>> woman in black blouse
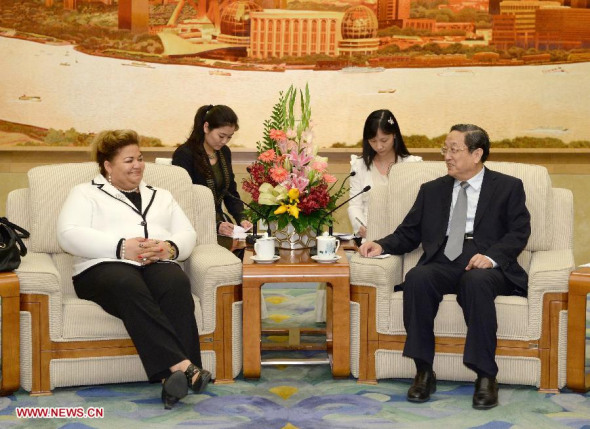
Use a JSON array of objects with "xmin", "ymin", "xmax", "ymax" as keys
[{"xmin": 173, "ymin": 105, "xmax": 252, "ymax": 246}]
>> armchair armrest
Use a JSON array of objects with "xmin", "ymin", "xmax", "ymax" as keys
[
  {"xmin": 184, "ymin": 244, "xmax": 242, "ymax": 335},
  {"xmin": 15, "ymin": 252, "xmax": 61, "ymax": 294},
  {"xmin": 525, "ymin": 249, "xmax": 575, "ymax": 339},
  {"xmin": 350, "ymin": 253, "xmax": 403, "ymax": 333},
  {"xmin": 16, "ymin": 252, "xmax": 65, "ymax": 341}
]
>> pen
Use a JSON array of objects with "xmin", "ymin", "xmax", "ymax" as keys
[{"xmin": 355, "ymin": 217, "xmax": 367, "ymax": 228}]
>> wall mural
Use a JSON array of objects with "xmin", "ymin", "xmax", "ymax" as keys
[{"xmin": 0, "ymin": 0, "xmax": 589, "ymax": 148}]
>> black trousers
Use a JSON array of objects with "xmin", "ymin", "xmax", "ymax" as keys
[
  {"xmin": 402, "ymin": 239, "xmax": 513, "ymax": 377},
  {"xmin": 73, "ymin": 262, "xmax": 202, "ymax": 382}
]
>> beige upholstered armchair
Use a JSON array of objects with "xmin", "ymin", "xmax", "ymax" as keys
[
  {"xmin": 7, "ymin": 162, "xmax": 243, "ymax": 395},
  {"xmin": 349, "ymin": 161, "xmax": 574, "ymax": 391}
]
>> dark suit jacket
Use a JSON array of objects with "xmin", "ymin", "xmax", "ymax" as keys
[
  {"xmin": 375, "ymin": 167, "xmax": 531, "ymax": 296},
  {"xmin": 172, "ymin": 144, "xmax": 244, "ymax": 224}
]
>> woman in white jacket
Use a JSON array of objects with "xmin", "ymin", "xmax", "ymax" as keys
[
  {"xmin": 348, "ymin": 110, "xmax": 422, "ymax": 238},
  {"xmin": 57, "ymin": 130, "xmax": 209, "ymax": 409}
]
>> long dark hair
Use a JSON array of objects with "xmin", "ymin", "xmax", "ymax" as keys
[
  {"xmin": 185, "ymin": 104, "xmax": 239, "ymax": 179},
  {"xmin": 361, "ymin": 109, "xmax": 411, "ymax": 169}
]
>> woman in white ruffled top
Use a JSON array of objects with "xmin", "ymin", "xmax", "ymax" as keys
[{"xmin": 348, "ymin": 109, "xmax": 422, "ymax": 238}]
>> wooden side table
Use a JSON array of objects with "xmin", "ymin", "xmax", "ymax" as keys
[
  {"xmin": 242, "ymin": 246, "xmax": 350, "ymax": 379},
  {"xmin": 0, "ymin": 272, "xmax": 20, "ymax": 395},
  {"xmin": 567, "ymin": 267, "xmax": 590, "ymax": 392}
]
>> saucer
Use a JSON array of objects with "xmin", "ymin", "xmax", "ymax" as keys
[
  {"xmin": 250, "ymin": 255, "xmax": 280, "ymax": 264},
  {"xmin": 311, "ymin": 255, "xmax": 341, "ymax": 263}
]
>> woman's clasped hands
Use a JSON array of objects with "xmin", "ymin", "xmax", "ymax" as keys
[{"xmin": 125, "ymin": 237, "xmax": 174, "ymax": 265}]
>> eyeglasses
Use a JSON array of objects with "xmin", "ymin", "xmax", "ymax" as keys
[{"xmin": 440, "ymin": 146, "xmax": 467, "ymax": 156}]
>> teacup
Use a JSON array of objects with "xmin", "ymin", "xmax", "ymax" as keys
[
  {"xmin": 316, "ymin": 235, "xmax": 340, "ymax": 259},
  {"xmin": 254, "ymin": 237, "xmax": 276, "ymax": 260}
]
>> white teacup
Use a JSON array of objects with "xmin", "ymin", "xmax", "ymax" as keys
[
  {"xmin": 254, "ymin": 237, "xmax": 276, "ymax": 260},
  {"xmin": 316, "ymin": 235, "xmax": 340, "ymax": 259}
]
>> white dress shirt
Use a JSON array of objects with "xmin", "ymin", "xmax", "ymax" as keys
[{"xmin": 446, "ymin": 168, "xmax": 497, "ymax": 267}]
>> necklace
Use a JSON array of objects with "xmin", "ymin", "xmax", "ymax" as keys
[
  {"xmin": 374, "ymin": 157, "xmax": 396, "ymax": 175},
  {"xmin": 115, "ymin": 185, "xmax": 139, "ymax": 193},
  {"xmin": 207, "ymin": 151, "xmax": 216, "ymax": 160}
]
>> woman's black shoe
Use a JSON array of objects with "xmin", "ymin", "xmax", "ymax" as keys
[
  {"xmin": 161, "ymin": 370, "xmax": 188, "ymax": 410},
  {"xmin": 184, "ymin": 363, "xmax": 212, "ymax": 393}
]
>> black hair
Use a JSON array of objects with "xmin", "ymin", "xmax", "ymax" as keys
[
  {"xmin": 449, "ymin": 124, "xmax": 490, "ymax": 163},
  {"xmin": 184, "ymin": 104, "xmax": 239, "ymax": 179},
  {"xmin": 362, "ymin": 109, "xmax": 411, "ymax": 169}
]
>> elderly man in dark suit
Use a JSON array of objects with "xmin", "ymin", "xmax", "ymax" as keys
[{"xmin": 359, "ymin": 124, "xmax": 531, "ymax": 410}]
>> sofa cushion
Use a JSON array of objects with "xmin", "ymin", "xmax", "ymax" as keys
[
  {"xmin": 62, "ymin": 295, "xmax": 204, "ymax": 340},
  {"xmin": 389, "ymin": 292, "xmax": 530, "ymax": 341}
]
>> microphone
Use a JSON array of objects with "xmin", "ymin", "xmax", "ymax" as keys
[
  {"xmin": 316, "ymin": 185, "xmax": 371, "ymax": 236},
  {"xmin": 328, "ymin": 170, "xmax": 356, "ymax": 192},
  {"xmin": 224, "ymin": 192, "xmax": 272, "ymax": 243}
]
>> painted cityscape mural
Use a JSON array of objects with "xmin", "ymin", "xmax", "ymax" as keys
[{"xmin": 0, "ymin": 0, "xmax": 589, "ymax": 148}]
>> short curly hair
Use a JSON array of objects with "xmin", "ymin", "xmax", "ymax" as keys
[{"xmin": 92, "ymin": 129, "xmax": 139, "ymax": 177}]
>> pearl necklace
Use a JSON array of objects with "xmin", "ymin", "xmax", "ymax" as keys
[{"xmin": 115, "ymin": 185, "xmax": 139, "ymax": 193}]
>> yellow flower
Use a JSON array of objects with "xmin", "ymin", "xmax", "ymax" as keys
[
  {"xmin": 288, "ymin": 188, "xmax": 300, "ymax": 203},
  {"xmin": 274, "ymin": 202, "xmax": 300, "ymax": 219},
  {"xmin": 287, "ymin": 204, "xmax": 300, "ymax": 219},
  {"xmin": 274, "ymin": 205, "xmax": 288, "ymax": 215}
]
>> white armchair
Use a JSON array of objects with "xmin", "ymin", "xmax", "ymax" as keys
[
  {"xmin": 349, "ymin": 161, "xmax": 574, "ymax": 391},
  {"xmin": 8, "ymin": 162, "xmax": 243, "ymax": 394}
]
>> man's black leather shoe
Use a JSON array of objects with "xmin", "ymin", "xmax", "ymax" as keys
[
  {"xmin": 407, "ymin": 370, "xmax": 436, "ymax": 403},
  {"xmin": 473, "ymin": 376, "xmax": 498, "ymax": 410}
]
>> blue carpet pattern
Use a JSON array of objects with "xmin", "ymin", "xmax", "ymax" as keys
[{"xmin": 1, "ymin": 288, "xmax": 590, "ymax": 428}]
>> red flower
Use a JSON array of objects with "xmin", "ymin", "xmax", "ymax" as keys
[{"xmin": 298, "ymin": 184, "xmax": 330, "ymax": 214}]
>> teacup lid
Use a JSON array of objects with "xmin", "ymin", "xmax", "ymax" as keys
[{"xmin": 317, "ymin": 233, "xmax": 334, "ymax": 239}]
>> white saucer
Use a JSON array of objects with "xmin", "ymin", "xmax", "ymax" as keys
[
  {"xmin": 311, "ymin": 255, "xmax": 341, "ymax": 263},
  {"xmin": 250, "ymin": 255, "xmax": 280, "ymax": 264}
]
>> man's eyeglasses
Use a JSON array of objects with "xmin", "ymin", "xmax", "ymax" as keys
[{"xmin": 440, "ymin": 146, "xmax": 467, "ymax": 156}]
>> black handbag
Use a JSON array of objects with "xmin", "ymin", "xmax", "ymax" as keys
[{"xmin": 0, "ymin": 217, "xmax": 30, "ymax": 272}]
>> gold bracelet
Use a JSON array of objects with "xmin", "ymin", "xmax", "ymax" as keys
[{"xmin": 168, "ymin": 243, "xmax": 176, "ymax": 260}]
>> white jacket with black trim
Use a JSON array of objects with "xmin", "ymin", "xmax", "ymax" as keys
[{"xmin": 57, "ymin": 174, "xmax": 197, "ymax": 275}]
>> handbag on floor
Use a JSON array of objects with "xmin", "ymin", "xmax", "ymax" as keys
[{"xmin": 0, "ymin": 217, "xmax": 30, "ymax": 272}]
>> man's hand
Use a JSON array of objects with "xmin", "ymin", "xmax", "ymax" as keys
[
  {"xmin": 358, "ymin": 241, "xmax": 383, "ymax": 257},
  {"xmin": 465, "ymin": 253, "xmax": 493, "ymax": 270}
]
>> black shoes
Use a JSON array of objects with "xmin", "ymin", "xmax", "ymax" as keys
[
  {"xmin": 161, "ymin": 370, "xmax": 188, "ymax": 410},
  {"xmin": 406, "ymin": 370, "xmax": 498, "ymax": 409},
  {"xmin": 162, "ymin": 365, "xmax": 212, "ymax": 409},
  {"xmin": 473, "ymin": 376, "xmax": 499, "ymax": 410},
  {"xmin": 407, "ymin": 370, "xmax": 437, "ymax": 403},
  {"xmin": 184, "ymin": 363, "xmax": 212, "ymax": 394}
]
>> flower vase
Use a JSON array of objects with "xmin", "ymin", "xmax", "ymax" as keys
[{"xmin": 270, "ymin": 221, "xmax": 317, "ymax": 249}]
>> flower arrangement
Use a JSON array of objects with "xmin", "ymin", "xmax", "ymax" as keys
[{"xmin": 242, "ymin": 84, "xmax": 348, "ymax": 235}]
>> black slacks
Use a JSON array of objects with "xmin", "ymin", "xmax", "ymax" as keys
[
  {"xmin": 402, "ymin": 239, "xmax": 513, "ymax": 377},
  {"xmin": 73, "ymin": 262, "xmax": 202, "ymax": 382}
]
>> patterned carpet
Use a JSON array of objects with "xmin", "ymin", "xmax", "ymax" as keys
[{"xmin": 2, "ymin": 288, "xmax": 590, "ymax": 428}]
